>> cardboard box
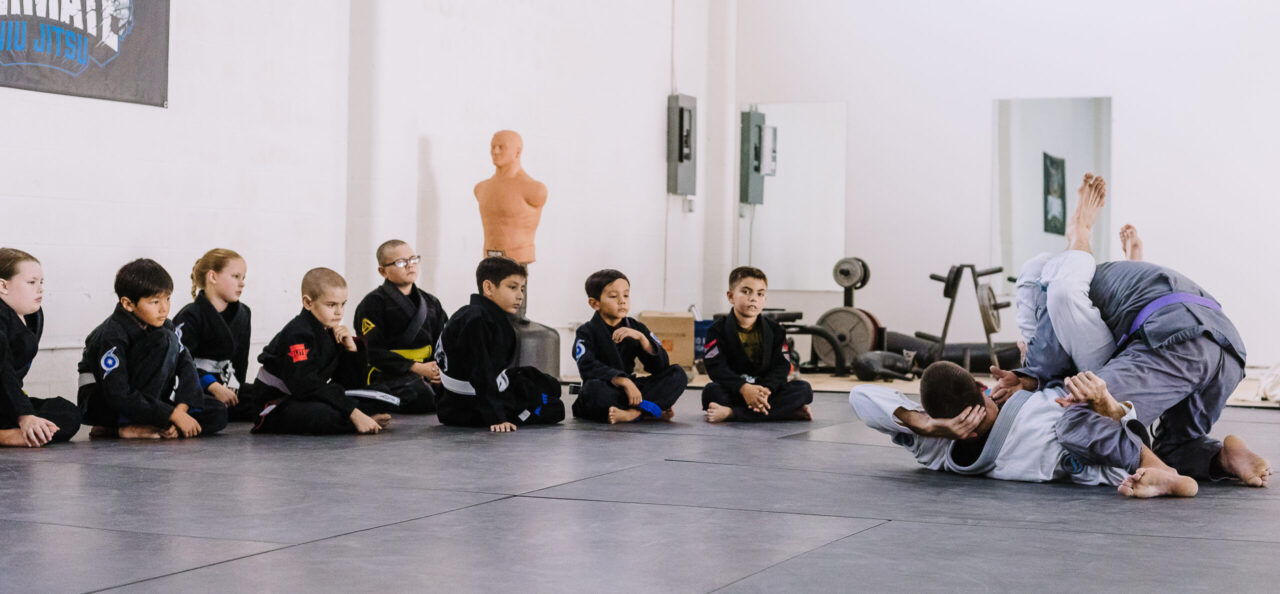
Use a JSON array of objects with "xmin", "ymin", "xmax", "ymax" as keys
[{"xmin": 637, "ymin": 310, "xmax": 696, "ymax": 370}]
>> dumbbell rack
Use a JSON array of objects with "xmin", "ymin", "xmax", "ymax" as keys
[{"xmin": 916, "ymin": 264, "xmax": 1011, "ymax": 370}]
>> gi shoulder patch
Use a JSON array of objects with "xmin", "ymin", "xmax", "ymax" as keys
[
  {"xmin": 100, "ymin": 347, "xmax": 120, "ymax": 377},
  {"xmin": 705, "ymin": 339, "xmax": 719, "ymax": 359},
  {"xmin": 361, "ymin": 318, "xmax": 375, "ymax": 335},
  {"xmin": 287, "ymin": 344, "xmax": 309, "ymax": 363},
  {"xmin": 573, "ymin": 339, "xmax": 586, "ymax": 361}
]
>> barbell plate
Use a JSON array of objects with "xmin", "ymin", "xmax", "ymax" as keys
[{"xmin": 814, "ymin": 307, "xmax": 876, "ymax": 366}]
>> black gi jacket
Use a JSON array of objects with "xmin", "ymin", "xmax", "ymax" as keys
[
  {"xmin": 255, "ymin": 309, "xmax": 366, "ymax": 415},
  {"xmin": 0, "ymin": 299, "xmax": 41, "ymax": 421},
  {"xmin": 354, "ymin": 281, "xmax": 447, "ymax": 379},
  {"xmin": 77, "ymin": 305, "xmax": 202, "ymax": 427},
  {"xmin": 572, "ymin": 312, "xmax": 668, "ymax": 382},
  {"xmin": 703, "ymin": 312, "xmax": 790, "ymax": 393},
  {"xmin": 174, "ymin": 291, "xmax": 252, "ymax": 389},
  {"xmin": 435, "ymin": 294, "xmax": 518, "ymax": 425}
]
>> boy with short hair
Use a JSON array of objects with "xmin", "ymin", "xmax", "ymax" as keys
[
  {"xmin": 571, "ymin": 269, "xmax": 687, "ymax": 424},
  {"xmin": 78, "ymin": 259, "xmax": 227, "ymax": 439},
  {"xmin": 354, "ymin": 239, "xmax": 448, "ymax": 414},
  {"xmin": 702, "ymin": 266, "xmax": 813, "ymax": 423},
  {"xmin": 434, "ymin": 257, "xmax": 564, "ymax": 432},
  {"xmin": 251, "ymin": 268, "xmax": 390, "ymax": 435}
]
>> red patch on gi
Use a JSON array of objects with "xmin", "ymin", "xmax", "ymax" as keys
[{"xmin": 287, "ymin": 344, "xmax": 309, "ymax": 363}]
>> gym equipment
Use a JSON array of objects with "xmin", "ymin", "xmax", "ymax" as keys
[
  {"xmin": 811, "ymin": 256, "xmax": 883, "ymax": 369},
  {"xmin": 886, "ymin": 331, "xmax": 1020, "ymax": 373},
  {"xmin": 851, "ymin": 351, "xmax": 913, "ymax": 381},
  {"xmin": 915, "ymin": 264, "xmax": 1012, "ymax": 369}
]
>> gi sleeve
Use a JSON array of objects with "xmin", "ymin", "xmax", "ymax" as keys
[
  {"xmin": 631, "ymin": 320, "xmax": 670, "ymax": 373},
  {"xmin": 1014, "ymin": 295, "xmax": 1077, "ymax": 388},
  {"xmin": 849, "ymin": 385, "xmax": 950, "ymax": 470},
  {"xmin": 272, "ymin": 330, "xmax": 356, "ymax": 415},
  {"xmin": 92, "ymin": 333, "xmax": 175, "ymax": 427},
  {"xmin": 573, "ymin": 324, "xmax": 623, "ymax": 383},
  {"xmin": 171, "ymin": 347, "xmax": 205, "ymax": 410},
  {"xmin": 1054, "ymin": 395, "xmax": 1144, "ymax": 473},
  {"xmin": 702, "ymin": 321, "xmax": 745, "ymax": 393},
  {"xmin": 0, "ymin": 327, "xmax": 35, "ymax": 418},
  {"xmin": 234, "ymin": 306, "xmax": 252, "ymax": 386},
  {"xmin": 758, "ymin": 323, "xmax": 791, "ymax": 391},
  {"xmin": 356, "ymin": 295, "xmax": 415, "ymax": 376},
  {"xmin": 463, "ymin": 319, "xmax": 508, "ymax": 425},
  {"xmin": 173, "ymin": 309, "xmax": 218, "ymax": 390}
]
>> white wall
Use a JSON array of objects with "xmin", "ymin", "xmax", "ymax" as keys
[
  {"xmin": 998, "ymin": 98, "xmax": 1111, "ymax": 285},
  {"xmin": 3, "ymin": 1, "xmax": 351, "ymax": 397},
  {"xmin": 734, "ymin": 0, "xmax": 1280, "ymax": 366},
  {"xmin": 348, "ymin": 0, "xmax": 721, "ymax": 373}
]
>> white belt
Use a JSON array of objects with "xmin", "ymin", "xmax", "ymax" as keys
[
  {"xmin": 193, "ymin": 358, "xmax": 240, "ymax": 390},
  {"xmin": 440, "ymin": 373, "xmax": 476, "ymax": 395},
  {"xmin": 345, "ymin": 389, "xmax": 401, "ymax": 406},
  {"xmin": 255, "ymin": 368, "xmax": 291, "ymax": 395}
]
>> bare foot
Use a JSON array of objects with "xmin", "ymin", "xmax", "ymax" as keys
[
  {"xmin": 607, "ymin": 406, "xmax": 642, "ymax": 424},
  {"xmin": 89, "ymin": 426, "xmax": 117, "ymax": 438},
  {"xmin": 1217, "ymin": 435, "xmax": 1272, "ymax": 487},
  {"xmin": 792, "ymin": 404, "xmax": 813, "ymax": 421},
  {"xmin": 1120, "ymin": 224, "xmax": 1144, "ymax": 261},
  {"xmin": 0, "ymin": 429, "xmax": 31, "ymax": 447},
  {"xmin": 117, "ymin": 425, "xmax": 163, "ymax": 439},
  {"xmin": 660, "ymin": 408, "xmax": 675, "ymax": 421},
  {"xmin": 1067, "ymin": 174, "xmax": 1106, "ymax": 251},
  {"xmin": 1117, "ymin": 467, "xmax": 1199, "ymax": 498},
  {"xmin": 704, "ymin": 402, "xmax": 733, "ymax": 423},
  {"xmin": 371, "ymin": 414, "xmax": 392, "ymax": 429}
]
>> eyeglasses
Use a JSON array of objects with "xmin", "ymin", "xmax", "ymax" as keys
[{"xmin": 381, "ymin": 255, "xmax": 421, "ymax": 269}]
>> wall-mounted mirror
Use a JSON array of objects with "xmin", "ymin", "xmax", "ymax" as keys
[
  {"xmin": 994, "ymin": 97, "xmax": 1112, "ymax": 289},
  {"xmin": 737, "ymin": 102, "xmax": 847, "ymax": 291}
]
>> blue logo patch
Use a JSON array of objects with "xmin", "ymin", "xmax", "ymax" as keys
[
  {"xmin": 573, "ymin": 339, "xmax": 586, "ymax": 361},
  {"xmin": 1059, "ymin": 452, "xmax": 1085, "ymax": 475},
  {"xmin": 100, "ymin": 347, "xmax": 120, "ymax": 377}
]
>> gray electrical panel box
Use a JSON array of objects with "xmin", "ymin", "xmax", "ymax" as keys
[
  {"xmin": 667, "ymin": 94, "xmax": 697, "ymax": 195},
  {"xmin": 740, "ymin": 110, "xmax": 765, "ymax": 204}
]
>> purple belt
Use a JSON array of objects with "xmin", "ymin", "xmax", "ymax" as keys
[{"xmin": 1117, "ymin": 292, "xmax": 1222, "ymax": 346}]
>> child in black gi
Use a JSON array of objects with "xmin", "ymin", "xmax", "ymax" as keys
[
  {"xmin": 571, "ymin": 269, "xmax": 687, "ymax": 423},
  {"xmin": 435, "ymin": 257, "xmax": 564, "ymax": 432},
  {"xmin": 78, "ymin": 259, "xmax": 227, "ymax": 439}
]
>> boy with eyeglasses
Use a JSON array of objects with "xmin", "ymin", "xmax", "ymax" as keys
[{"xmin": 353, "ymin": 240, "xmax": 448, "ymax": 414}]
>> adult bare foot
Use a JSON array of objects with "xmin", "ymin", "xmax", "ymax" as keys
[
  {"xmin": 1217, "ymin": 435, "xmax": 1272, "ymax": 487},
  {"xmin": 1120, "ymin": 224, "xmax": 1144, "ymax": 261},
  {"xmin": 607, "ymin": 406, "xmax": 642, "ymax": 424},
  {"xmin": 371, "ymin": 414, "xmax": 392, "ymax": 429},
  {"xmin": 704, "ymin": 402, "xmax": 733, "ymax": 423},
  {"xmin": 1067, "ymin": 174, "xmax": 1106, "ymax": 252},
  {"xmin": 792, "ymin": 404, "xmax": 813, "ymax": 421},
  {"xmin": 1117, "ymin": 467, "xmax": 1198, "ymax": 498},
  {"xmin": 118, "ymin": 425, "xmax": 163, "ymax": 439}
]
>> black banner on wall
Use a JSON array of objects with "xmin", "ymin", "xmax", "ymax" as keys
[{"xmin": 0, "ymin": 0, "xmax": 169, "ymax": 107}]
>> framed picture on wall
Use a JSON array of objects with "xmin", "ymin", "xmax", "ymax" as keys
[{"xmin": 1043, "ymin": 152, "xmax": 1065, "ymax": 235}]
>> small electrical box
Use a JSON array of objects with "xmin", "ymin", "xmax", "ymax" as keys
[
  {"xmin": 667, "ymin": 94, "xmax": 697, "ymax": 196},
  {"xmin": 740, "ymin": 110, "xmax": 765, "ymax": 204}
]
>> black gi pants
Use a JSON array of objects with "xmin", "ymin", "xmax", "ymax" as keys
[
  {"xmin": 701, "ymin": 379, "xmax": 813, "ymax": 422},
  {"xmin": 572, "ymin": 365, "xmax": 688, "ymax": 422}
]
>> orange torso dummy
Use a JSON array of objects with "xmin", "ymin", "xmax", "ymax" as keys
[{"xmin": 475, "ymin": 130, "xmax": 547, "ymax": 264}]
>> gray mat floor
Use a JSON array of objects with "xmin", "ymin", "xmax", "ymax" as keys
[{"xmin": 2, "ymin": 388, "xmax": 1278, "ymax": 593}]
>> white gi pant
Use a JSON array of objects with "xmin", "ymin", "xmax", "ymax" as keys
[{"xmin": 1015, "ymin": 251, "xmax": 1115, "ymax": 373}]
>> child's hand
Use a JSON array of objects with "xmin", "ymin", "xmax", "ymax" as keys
[
  {"xmin": 333, "ymin": 326, "xmax": 358, "ymax": 352},
  {"xmin": 169, "ymin": 408, "xmax": 202, "ymax": 437},
  {"xmin": 490, "ymin": 422, "xmax": 517, "ymax": 432},
  {"xmin": 612, "ymin": 376, "xmax": 642, "ymax": 406},
  {"xmin": 209, "ymin": 383, "xmax": 239, "ymax": 407},
  {"xmin": 740, "ymin": 384, "xmax": 771, "ymax": 414},
  {"xmin": 412, "ymin": 361, "xmax": 442, "ymax": 382},
  {"xmin": 17, "ymin": 415, "xmax": 58, "ymax": 447},
  {"xmin": 612, "ymin": 328, "xmax": 646, "ymax": 344},
  {"xmin": 349, "ymin": 409, "xmax": 383, "ymax": 434}
]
